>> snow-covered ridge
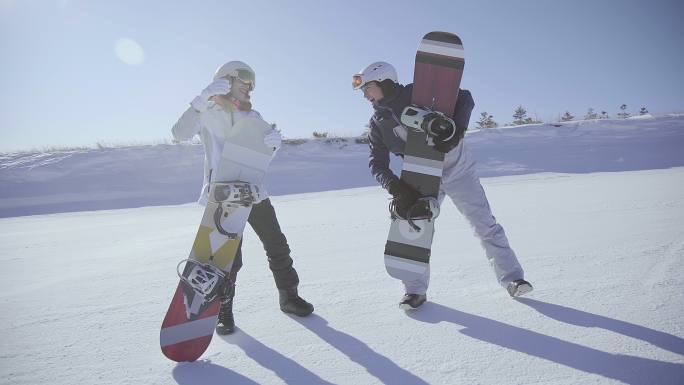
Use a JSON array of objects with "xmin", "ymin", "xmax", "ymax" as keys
[{"xmin": 1, "ymin": 115, "xmax": 683, "ymax": 218}]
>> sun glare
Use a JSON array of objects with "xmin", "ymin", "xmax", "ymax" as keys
[{"xmin": 114, "ymin": 38, "xmax": 145, "ymax": 66}]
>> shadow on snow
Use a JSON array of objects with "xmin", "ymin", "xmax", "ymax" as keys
[{"xmin": 408, "ymin": 301, "xmax": 684, "ymax": 385}]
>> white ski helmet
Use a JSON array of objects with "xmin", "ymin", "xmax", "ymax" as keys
[
  {"xmin": 213, "ymin": 60, "xmax": 256, "ymax": 90},
  {"xmin": 352, "ymin": 61, "xmax": 397, "ymax": 90}
]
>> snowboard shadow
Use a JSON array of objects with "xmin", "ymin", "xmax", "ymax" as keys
[
  {"xmin": 220, "ymin": 328, "xmax": 334, "ymax": 385},
  {"xmin": 291, "ymin": 313, "xmax": 430, "ymax": 385},
  {"xmin": 172, "ymin": 360, "xmax": 259, "ymax": 385},
  {"xmin": 407, "ymin": 302, "xmax": 684, "ymax": 385},
  {"xmin": 516, "ymin": 298, "xmax": 684, "ymax": 356}
]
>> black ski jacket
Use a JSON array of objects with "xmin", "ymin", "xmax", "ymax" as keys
[{"xmin": 367, "ymin": 83, "xmax": 474, "ymax": 190}]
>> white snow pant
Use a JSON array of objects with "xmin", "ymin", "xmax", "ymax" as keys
[{"xmin": 402, "ymin": 141, "xmax": 525, "ymax": 295}]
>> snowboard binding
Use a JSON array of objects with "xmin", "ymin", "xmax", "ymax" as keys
[
  {"xmin": 209, "ymin": 182, "xmax": 262, "ymax": 238},
  {"xmin": 390, "ymin": 197, "xmax": 440, "ymax": 231},
  {"xmin": 400, "ymin": 105, "xmax": 457, "ymax": 147},
  {"xmin": 208, "ymin": 182, "xmax": 262, "ymax": 206},
  {"xmin": 177, "ymin": 259, "xmax": 227, "ymax": 303}
]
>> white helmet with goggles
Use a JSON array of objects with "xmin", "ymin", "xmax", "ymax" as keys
[
  {"xmin": 352, "ymin": 61, "xmax": 397, "ymax": 90},
  {"xmin": 214, "ymin": 60, "xmax": 256, "ymax": 90}
]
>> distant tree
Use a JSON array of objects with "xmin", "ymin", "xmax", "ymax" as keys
[
  {"xmin": 525, "ymin": 115, "xmax": 543, "ymax": 124},
  {"xmin": 639, "ymin": 106, "xmax": 649, "ymax": 115},
  {"xmin": 617, "ymin": 104, "xmax": 630, "ymax": 119},
  {"xmin": 584, "ymin": 108, "xmax": 598, "ymax": 120},
  {"xmin": 561, "ymin": 111, "xmax": 575, "ymax": 122},
  {"xmin": 599, "ymin": 111, "xmax": 609, "ymax": 119},
  {"xmin": 356, "ymin": 123, "xmax": 371, "ymax": 144},
  {"xmin": 513, "ymin": 106, "xmax": 528, "ymax": 125},
  {"xmin": 312, "ymin": 131, "xmax": 328, "ymax": 138},
  {"xmin": 476, "ymin": 112, "xmax": 498, "ymax": 129}
]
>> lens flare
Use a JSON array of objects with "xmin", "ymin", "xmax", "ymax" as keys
[{"xmin": 114, "ymin": 38, "xmax": 145, "ymax": 66}]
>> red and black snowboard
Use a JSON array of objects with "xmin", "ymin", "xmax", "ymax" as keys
[{"xmin": 384, "ymin": 31, "xmax": 465, "ymax": 282}]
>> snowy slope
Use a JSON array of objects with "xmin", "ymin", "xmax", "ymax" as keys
[
  {"xmin": 1, "ymin": 115, "xmax": 684, "ymax": 384},
  {"xmin": 1, "ymin": 170, "xmax": 683, "ymax": 384},
  {"xmin": 2, "ymin": 115, "xmax": 683, "ymax": 218}
]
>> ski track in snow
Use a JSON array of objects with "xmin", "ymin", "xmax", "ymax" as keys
[{"xmin": 1, "ymin": 116, "xmax": 683, "ymax": 384}]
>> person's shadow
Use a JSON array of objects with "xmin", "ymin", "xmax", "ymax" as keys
[
  {"xmin": 407, "ymin": 301, "xmax": 684, "ymax": 385},
  {"xmin": 291, "ymin": 313, "xmax": 430, "ymax": 385},
  {"xmin": 517, "ymin": 298, "xmax": 684, "ymax": 355},
  {"xmin": 173, "ymin": 329, "xmax": 333, "ymax": 385},
  {"xmin": 219, "ymin": 329, "xmax": 334, "ymax": 385},
  {"xmin": 172, "ymin": 360, "xmax": 259, "ymax": 385}
]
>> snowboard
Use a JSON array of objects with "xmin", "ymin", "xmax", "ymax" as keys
[
  {"xmin": 384, "ymin": 31, "xmax": 465, "ymax": 284},
  {"xmin": 160, "ymin": 116, "xmax": 274, "ymax": 362}
]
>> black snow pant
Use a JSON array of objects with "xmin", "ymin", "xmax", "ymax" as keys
[{"xmin": 227, "ymin": 198, "xmax": 300, "ymax": 291}]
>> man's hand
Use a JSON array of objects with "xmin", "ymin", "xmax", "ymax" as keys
[
  {"xmin": 433, "ymin": 126, "xmax": 465, "ymax": 154},
  {"xmin": 387, "ymin": 179, "xmax": 420, "ymax": 216}
]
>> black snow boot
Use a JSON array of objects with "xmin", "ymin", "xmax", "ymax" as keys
[
  {"xmin": 399, "ymin": 293, "xmax": 427, "ymax": 310},
  {"xmin": 216, "ymin": 283, "xmax": 235, "ymax": 335},
  {"xmin": 278, "ymin": 288, "xmax": 314, "ymax": 316},
  {"xmin": 507, "ymin": 279, "xmax": 533, "ymax": 298}
]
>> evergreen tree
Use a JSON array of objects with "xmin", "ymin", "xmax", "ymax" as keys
[
  {"xmin": 513, "ymin": 106, "xmax": 528, "ymax": 125},
  {"xmin": 584, "ymin": 108, "xmax": 598, "ymax": 120},
  {"xmin": 617, "ymin": 104, "xmax": 630, "ymax": 119},
  {"xmin": 600, "ymin": 111, "xmax": 609, "ymax": 119},
  {"xmin": 561, "ymin": 111, "xmax": 575, "ymax": 122},
  {"xmin": 525, "ymin": 117, "xmax": 542, "ymax": 124},
  {"xmin": 476, "ymin": 112, "xmax": 498, "ymax": 129},
  {"xmin": 639, "ymin": 107, "xmax": 649, "ymax": 115}
]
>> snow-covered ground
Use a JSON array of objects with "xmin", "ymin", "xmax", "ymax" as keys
[
  {"xmin": 2, "ymin": 115, "xmax": 683, "ymax": 218},
  {"xmin": 1, "ymin": 116, "xmax": 683, "ymax": 384}
]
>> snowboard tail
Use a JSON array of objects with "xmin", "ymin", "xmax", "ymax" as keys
[
  {"xmin": 412, "ymin": 32, "xmax": 464, "ymax": 113},
  {"xmin": 160, "ymin": 283, "xmax": 221, "ymax": 362},
  {"xmin": 384, "ymin": 31, "xmax": 464, "ymax": 284}
]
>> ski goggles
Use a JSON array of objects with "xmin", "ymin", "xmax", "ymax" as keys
[
  {"xmin": 352, "ymin": 74, "xmax": 378, "ymax": 91},
  {"xmin": 227, "ymin": 69, "xmax": 255, "ymax": 90},
  {"xmin": 352, "ymin": 74, "xmax": 364, "ymax": 89}
]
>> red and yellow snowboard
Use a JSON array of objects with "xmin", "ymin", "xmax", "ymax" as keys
[{"xmin": 160, "ymin": 117, "xmax": 274, "ymax": 362}]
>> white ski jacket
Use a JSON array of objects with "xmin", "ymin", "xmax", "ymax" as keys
[{"xmin": 172, "ymin": 101, "xmax": 267, "ymax": 206}]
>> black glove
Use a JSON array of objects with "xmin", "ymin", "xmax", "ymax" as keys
[
  {"xmin": 433, "ymin": 126, "xmax": 465, "ymax": 153},
  {"xmin": 387, "ymin": 179, "xmax": 420, "ymax": 217}
]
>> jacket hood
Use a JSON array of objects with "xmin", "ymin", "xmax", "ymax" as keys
[{"xmin": 373, "ymin": 83, "xmax": 413, "ymax": 118}]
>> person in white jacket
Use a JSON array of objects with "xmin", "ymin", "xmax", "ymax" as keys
[{"xmin": 172, "ymin": 61, "xmax": 313, "ymax": 335}]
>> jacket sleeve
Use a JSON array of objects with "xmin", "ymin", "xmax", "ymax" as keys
[
  {"xmin": 172, "ymin": 106, "xmax": 201, "ymax": 141},
  {"xmin": 368, "ymin": 119, "xmax": 398, "ymax": 190},
  {"xmin": 452, "ymin": 89, "xmax": 475, "ymax": 129}
]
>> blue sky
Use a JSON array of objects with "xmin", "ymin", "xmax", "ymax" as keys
[{"xmin": 1, "ymin": 0, "xmax": 682, "ymax": 152}]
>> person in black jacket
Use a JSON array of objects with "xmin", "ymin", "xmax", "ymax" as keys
[{"xmin": 353, "ymin": 61, "xmax": 532, "ymax": 309}]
